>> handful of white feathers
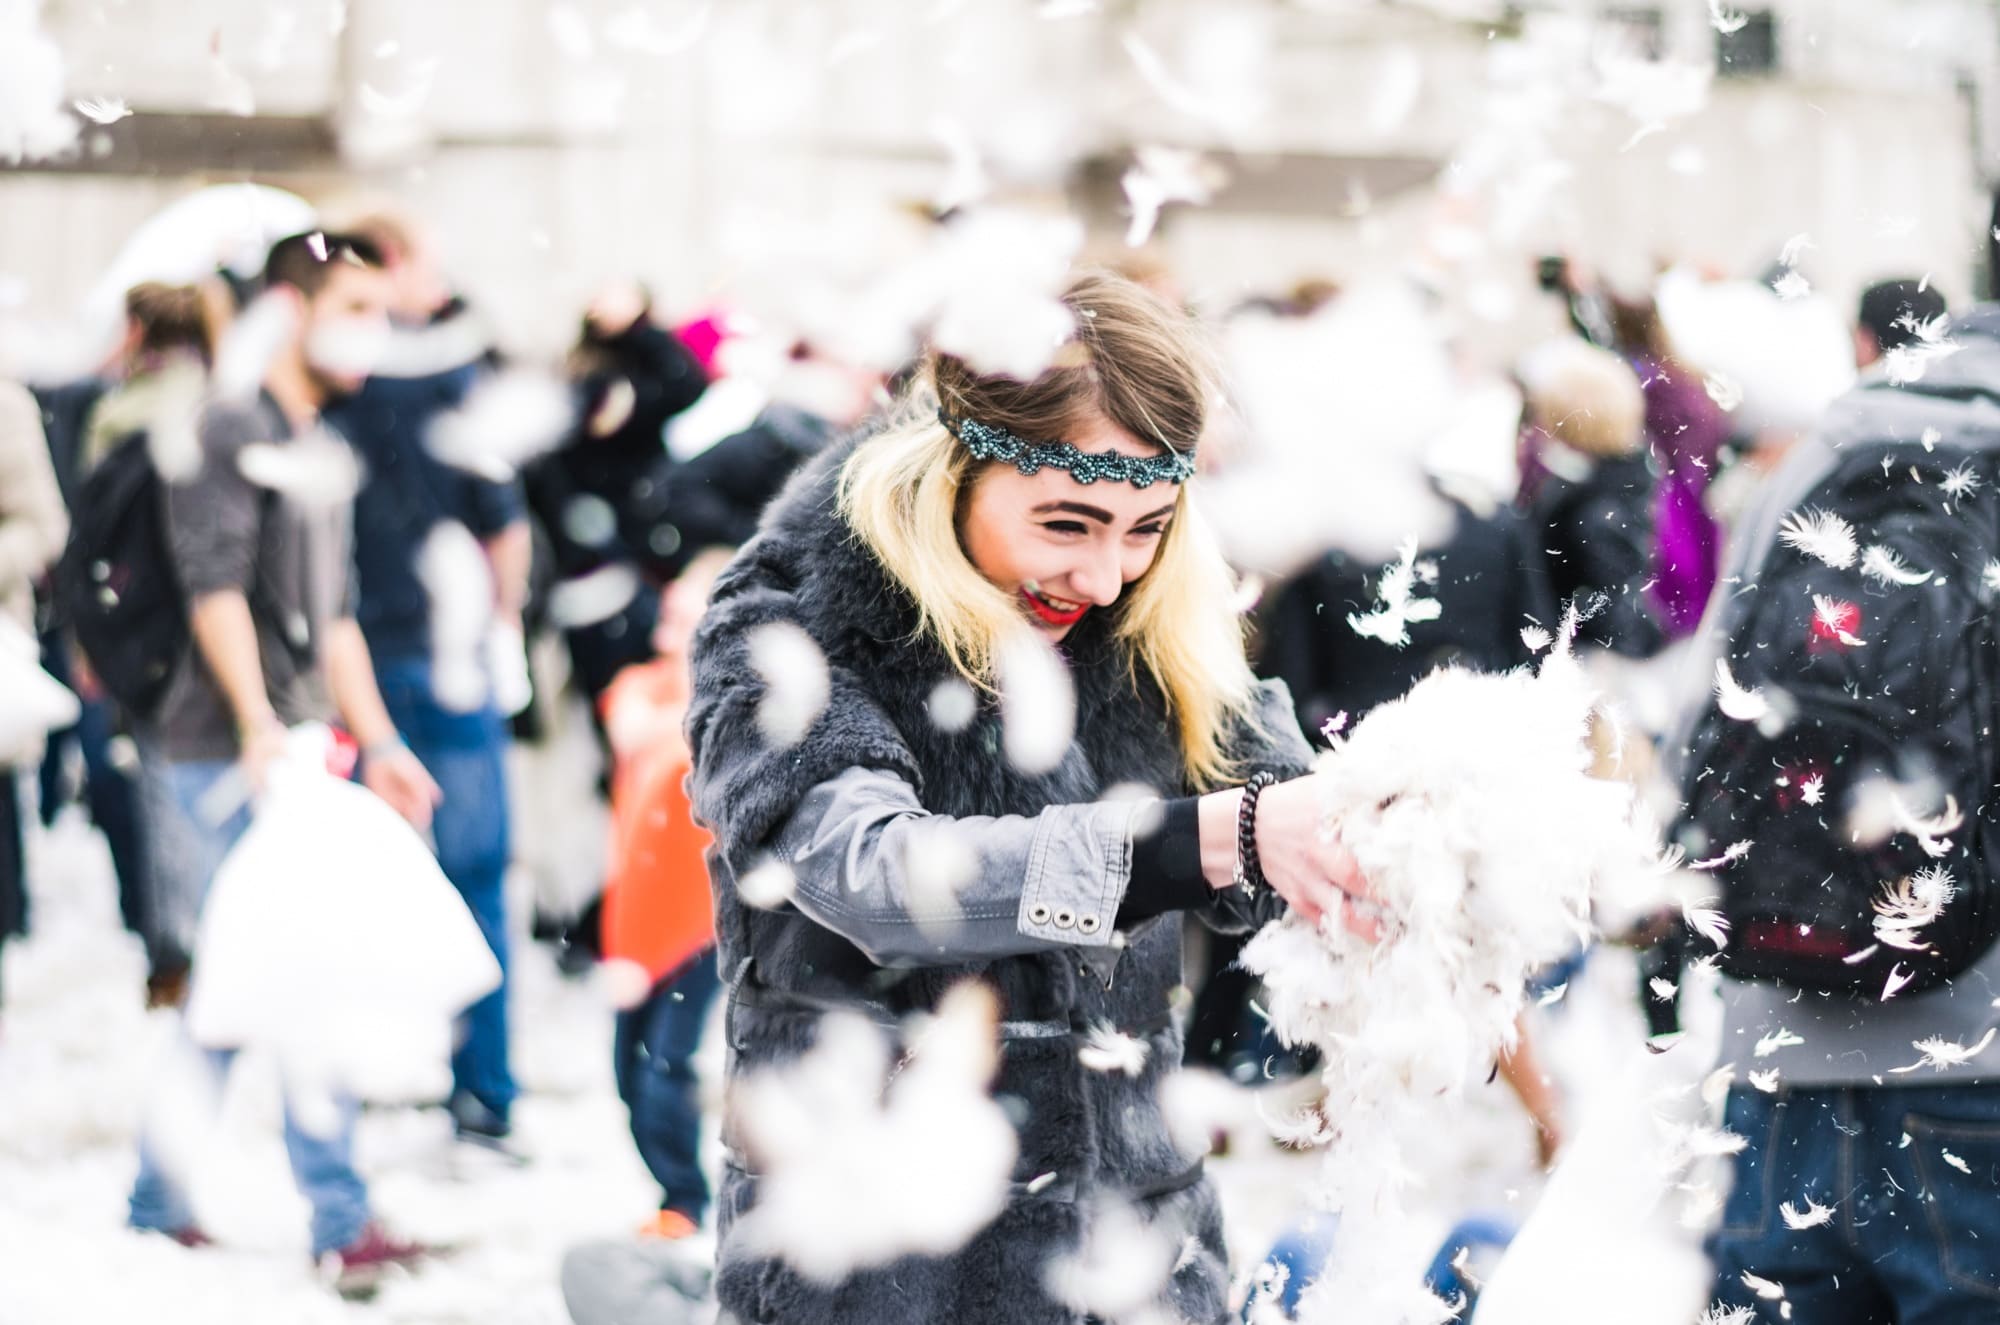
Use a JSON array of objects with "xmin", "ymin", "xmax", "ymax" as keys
[{"xmin": 1241, "ymin": 638, "xmax": 1663, "ymax": 1325}]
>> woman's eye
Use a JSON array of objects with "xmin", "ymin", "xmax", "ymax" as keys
[
  {"xmin": 1044, "ymin": 521, "xmax": 1089, "ymax": 536},
  {"xmin": 1130, "ymin": 524, "xmax": 1167, "ymax": 539}
]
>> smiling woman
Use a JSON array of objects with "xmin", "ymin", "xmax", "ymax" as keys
[{"xmin": 686, "ymin": 270, "xmax": 1380, "ymax": 1324}]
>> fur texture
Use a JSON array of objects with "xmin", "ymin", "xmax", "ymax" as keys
[{"xmin": 688, "ymin": 439, "xmax": 1314, "ymax": 1324}]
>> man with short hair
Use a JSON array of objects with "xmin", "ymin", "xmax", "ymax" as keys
[
  {"xmin": 127, "ymin": 231, "xmax": 439, "ymax": 1290},
  {"xmin": 326, "ymin": 210, "xmax": 529, "ymax": 1150}
]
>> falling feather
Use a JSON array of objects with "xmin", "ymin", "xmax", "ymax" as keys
[
  {"xmin": 72, "ymin": 96, "xmax": 131, "ymax": 125},
  {"xmin": 1754, "ymin": 1028, "xmax": 1804, "ymax": 1058},
  {"xmin": 1519, "ymin": 624, "xmax": 1552, "ymax": 653},
  {"xmin": 1943, "ymin": 1150, "xmax": 1973, "ymax": 1175},
  {"xmin": 1689, "ymin": 841, "xmax": 1752, "ymax": 872},
  {"xmin": 426, "ymin": 370, "xmax": 576, "ymax": 480},
  {"xmin": 1888, "ymin": 1027, "xmax": 1997, "ymax": 1074},
  {"xmin": 1881, "ymin": 965, "xmax": 1915, "ymax": 1000},
  {"xmin": 1347, "ymin": 538, "xmax": 1443, "ymax": 647},
  {"xmin": 235, "ymin": 431, "xmax": 363, "ymax": 511},
  {"xmin": 1683, "ymin": 899, "xmax": 1731, "ymax": 950},
  {"xmin": 1811, "ymin": 595, "xmax": 1867, "ymax": 647},
  {"xmin": 1076, "ymin": 1023, "xmax": 1150, "ymax": 1077},
  {"xmin": 1699, "ymin": 1308, "xmax": 1756, "ymax": 1325},
  {"xmin": 996, "ymin": 631, "xmax": 1076, "ymax": 775},
  {"xmin": 1712, "ymin": 658, "xmax": 1768, "ymax": 722},
  {"xmin": 737, "ymin": 857, "xmax": 797, "ymax": 910},
  {"xmin": 1799, "ymin": 775, "xmax": 1825, "ymax": 806},
  {"xmin": 746, "ymin": 623, "xmax": 831, "ymax": 750},
  {"xmin": 1777, "ymin": 509, "xmax": 1857, "ymax": 569},
  {"xmin": 1648, "ymin": 977, "xmax": 1677, "ymax": 1001},
  {"xmin": 1740, "ymin": 1271, "xmax": 1786, "ymax": 1301},
  {"xmin": 1940, "ymin": 462, "xmax": 1982, "ymax": 502},
  {"xmin": 1860, "ymin": 545, "xmax": 1933, "ymax": 587},
  {"xmin": 1748, "ymin": 1068, "xmax": 1780, "ymax": 1092},
  {"xmin": 1707, "ymin": 0, "xmax": 1749, "ymax": 35},
  {"xmin": 1780, "ymin": 1197, "xmax": 1833, "ymax": 1230},
  {"xmin": 1121, "ymin": 145, "xmax": 1223, "ymax": 247}
]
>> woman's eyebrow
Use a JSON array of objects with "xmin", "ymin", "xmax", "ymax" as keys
[{"xmin": 1031, "ymin": 500, "xmax": 1115, "ymax": 523}]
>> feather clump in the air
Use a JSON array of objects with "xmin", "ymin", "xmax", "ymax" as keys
[
  {"xmin": 729, "ymin": 982, "xmax": 1016, "ymax": 1283},
  {"xmin": 1240, "ymin": 619, "xmax": 1661, "ymax": 1325},
  {"xmin": 1347, "ymin": 538, "xmax": 1442, "ymax": 648}
]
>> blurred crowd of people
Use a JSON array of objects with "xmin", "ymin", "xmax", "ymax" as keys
[{"xmin": 0, "ymin": 189, "xmax": 1991, "ymax": 1322}]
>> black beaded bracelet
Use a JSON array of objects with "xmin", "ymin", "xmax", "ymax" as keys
[{"xmin": 1233, "ymin": 771, "xmax": 1279, "ymax": 897}]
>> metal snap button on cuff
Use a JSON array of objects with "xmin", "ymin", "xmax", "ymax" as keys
[
  {"xmin": 1028, "ymin": 903, "xmax": 1052, "ymax": 925},
  {"xmin": 1077, "ymin": 914, "xmax": 1101, "ymax": 935},
  {"xmin": 1053, "ymin": 907, "xmax": 1077, "ymax": 929}
]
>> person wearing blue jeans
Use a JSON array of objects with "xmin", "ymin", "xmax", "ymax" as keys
[
  {"xmin": 373, "ymin": 658, "xmax": 517, "ymax": 1137},
  {"xmin": 128, "ymin": 756, "xmax": 372, "ymax": 1257},
  {"xmin": 613, "ymin": 947, "xmax": 722, "ymax": 1227},
  {"xmin": 1707, "ymin": 1082, "xmax": 2000, "ymax": 1321},
  {"xmin": 325, "ymin": 213, "xmax": 531, "ymax": 1143}
]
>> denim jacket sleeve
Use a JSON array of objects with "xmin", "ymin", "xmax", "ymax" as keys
[{"xmin": 767, "ymin": 765, "xmax": 1150, "ymax": 969}]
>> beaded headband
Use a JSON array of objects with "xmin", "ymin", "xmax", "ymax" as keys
[{"xmin": 937, "ymin": 409, "xmax": 1195, "ymax": 488}]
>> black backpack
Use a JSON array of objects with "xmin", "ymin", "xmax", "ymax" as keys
[
  {"xmin": 52, "ymin": 430, "xmax": 190, "ymax": 721},
  {"xmin": 1677, "ymin": 428, "xmax": 2000, "ymax": 999}
]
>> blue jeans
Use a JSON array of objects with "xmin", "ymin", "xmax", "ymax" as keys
[
  {"xmin": 128, "ymin": 757, "xmax": 371, "ymax": 1256},
  {"xmin": 374, "ymin": 657, "xmax": 516, "ymax": 1123},
  {"xmin": 614, "ymin": 949, "xmax": 721, "ymax": 1221},
  {"xmin": 1708, "ymin": 1083, "xmax": 2000, "ymax": 1321}
]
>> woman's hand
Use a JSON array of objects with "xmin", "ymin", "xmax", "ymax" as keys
[
  {"xmin": 1198, "ymin": 775, "xmax": 1382, "ymax": 941},
  {"xmin": 1254, "ymin": 777, "xmax": 1382, "ymax": 941}
]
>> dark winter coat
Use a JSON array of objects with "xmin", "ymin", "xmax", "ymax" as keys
[
  {"xmin": 687, "ymin": 439, "xmax": 1315, "ymax": 1324},
  {"xmin": 1522, "ymin": 446, "xmax": 1666, "ymax": 657},
  {"xmin": 1257, "ymin": 499, "xmax": 1557, "ymax": 737}
]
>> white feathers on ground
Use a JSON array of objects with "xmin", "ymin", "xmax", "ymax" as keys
[
  {"xmin": 996, "ymin": 631, "xmax": 1076, "ymax": 775},
  {"xmin": 1121, "ymin": 145, "xmax": 1223, "ymax": 247},
  {"xmin": 1888, "ymin": 1027, "xmax": 1997, "ymax": 1075},
  {"xmin": 235, "ymin": 430, "xmax": 364, "ymax": 510},
  {"xmin": 1777, "ymin": 508, "xmax": 1857, "ymax": 569},
  {"xmin": 1076, "ymin": 1023, "xmax": 1150, "ymax": 1077},
  {"xmin": 416, "ymin": 521, "xmax": 497, "ymax": 714},
  {"xmin": 426, "ymin": 370, "xmax": 576, "ymax": 481},
  {"xmin": 746, "ymin": 622, "xmax": 831, "ymax": 750},
  {"xmin": 730, "ymin": 982, "xmax": 1016, "ymax": 1283},
  {"xmin": 1860, "ymin": 545, "xmax": 1933, "ymax": 587},
  {"xmin": 1712, "ymin": 658, "xmax": 1768, "ymax": 723},
  {"xmin": 1347, "ymin": 538, "xmax": 1443, "ymax": 647},
  {"xmin": 1780, "ymin": 1197, "xmax": 1833, "ymax": 1229},
  {"xmin": 1753, "ymin": 1028, "xmax": 1804, "ymax": 1058},
  {"xmin": 1240, "ymin": 641, "xmax": 1658, "ymax": 1325}
]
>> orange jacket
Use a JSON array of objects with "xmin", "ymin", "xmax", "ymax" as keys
[{"xmin": 600, "ymin": 657, "xmax": 716, "ymax": 986}]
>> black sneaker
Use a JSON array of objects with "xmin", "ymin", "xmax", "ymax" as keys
[{"xmin": 448, "ymin": 1093, "xmax": 528, "ymax": 1166}]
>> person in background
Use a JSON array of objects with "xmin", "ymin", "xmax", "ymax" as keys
[
  {"xmin": 1855, "ymin": 278, "xmax": 1949, "ymax": 372},
  {"xmin": 0, "ymin": 380, "xmax": 70, "ymax": 1008},
  {"xmin": 326, "ymin": 208, "xmax": 530, "ymax": 1154},
  {"xmin": 599, "ymin": 548, "xmax": 734, "ymax": 1240},
  {"xmin": 125, "ymin": 232, "xmax": 439, "ymax": 1292},
  {"xmin": 46, "ymin": 282, "xmax": 219, "ymax": 1004},
  {"xmin": 1515, "ymin": 338, "xmax": 1664, "ymax": 657}
]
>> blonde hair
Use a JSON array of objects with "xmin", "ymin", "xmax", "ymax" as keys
[
  {"xmin": 1521, "ymin": 338, "xmax": 1645, "ymax": 459},
  {"xmin": 838, "ymin": 273, "xmax": 1260, "ymax": 789}
]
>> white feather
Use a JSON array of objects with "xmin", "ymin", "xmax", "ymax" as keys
[
  {"xmin": 1780, "ymin": 1197, "xmax": 1833, "ymax": 1229},
  {"xmin": 1712, "ymin": 658, "xmax": 1768, "ymax": 722},
  {"xmin": 1860, "ymin": 545, "xmax": 1933, "ymax": 587},
  {"xmin": 1778, "ymin": 508, "xmax": 1857, "ymax": 569}
]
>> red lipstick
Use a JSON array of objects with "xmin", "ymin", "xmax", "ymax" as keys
[{"xmin": 1021, "ymin": 585, "xmax": 1087, "ymax": 628}]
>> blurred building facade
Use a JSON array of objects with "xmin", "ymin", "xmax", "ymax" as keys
[{"xmin": 2, "ymin": 0, "xmax": 1994, "ymax": 362}]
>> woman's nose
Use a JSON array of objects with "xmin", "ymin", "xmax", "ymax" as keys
[{"xmin": 1068, "ymin": 544, "xmax": 1125, "ymax": 607}]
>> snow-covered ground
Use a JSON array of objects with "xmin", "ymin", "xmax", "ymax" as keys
[{"xmin": 1, "ymin": 783, "xmax": 1720, "ymax": 1325}]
